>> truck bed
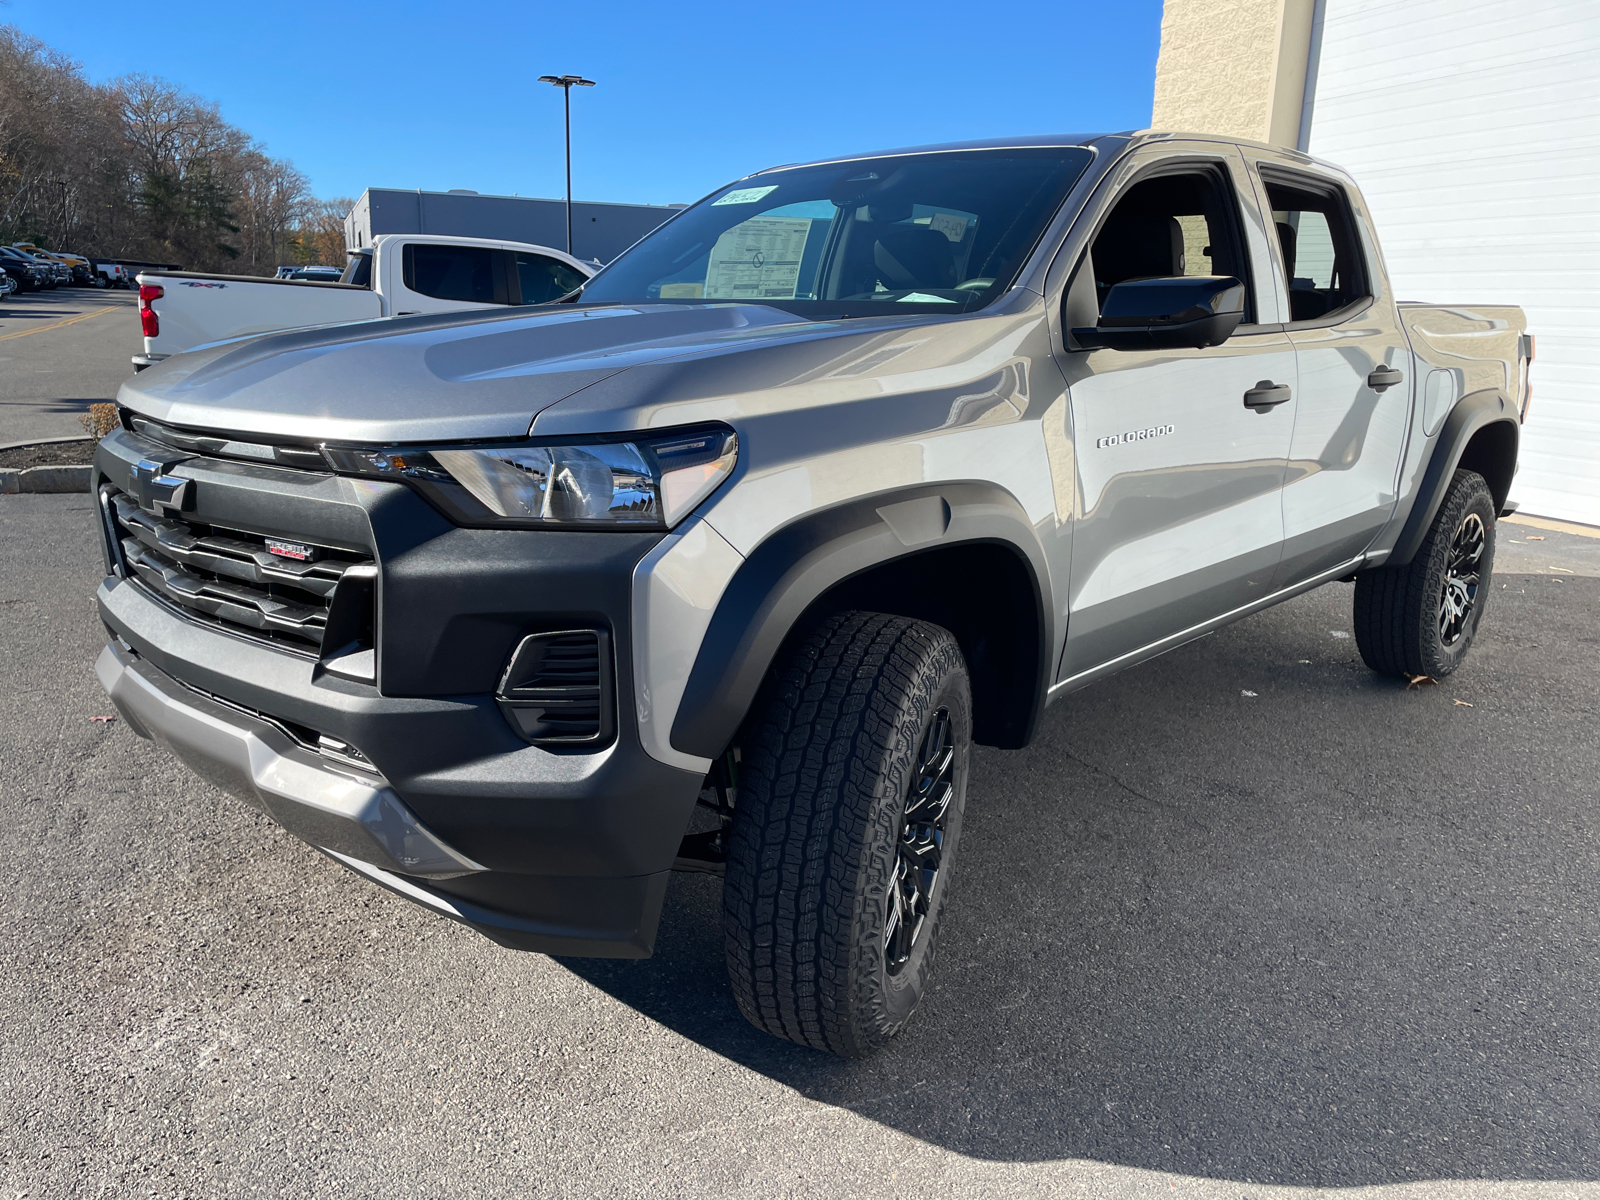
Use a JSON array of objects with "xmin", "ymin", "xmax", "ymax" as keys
[
  {"xmin": 139, "ymin": 270, "xmax": 383, "ymax": 363},
  {"xmin": 1399, "ymin": 302, "xmax": 1529, "ymax": 425}
]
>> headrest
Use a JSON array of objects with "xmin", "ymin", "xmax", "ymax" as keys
[
  {"xmin": 1276, "ymin": 221, "xmax": 1298, "ymax": 277},
  {"xmin": 874, "ymin": 226, "xmax": 957, "ymax": 291},
  {"xmin": 1094, "ymin": 213, "xmax": 1185, "ymax": 286}
]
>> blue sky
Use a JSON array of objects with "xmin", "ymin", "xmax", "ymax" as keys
[{"xmin": 14, "ymin": 0, "xmax": 1162, "ymax": 207}]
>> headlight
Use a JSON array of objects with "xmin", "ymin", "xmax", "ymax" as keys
[{"xmin": 323, "ymin": 427, "xmax": 737, "ymax": 530}]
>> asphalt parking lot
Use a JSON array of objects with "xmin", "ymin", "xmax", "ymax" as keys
[
  {"xmin": 0, "ymin": 288, "xmax": 141, "ymax": 444},
  {"xmin": 2, "ymin": 319, "xmax": 1598, "ymax": 1198}
]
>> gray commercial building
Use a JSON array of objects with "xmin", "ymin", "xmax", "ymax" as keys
[{"xmin": 343, "ymin": 189, "xmax": 684, "ymax": 265}]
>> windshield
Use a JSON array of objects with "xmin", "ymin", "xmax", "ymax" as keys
[{"xmin": 580, "ymin": 147, "xmax": 1093, "ymax": 317}]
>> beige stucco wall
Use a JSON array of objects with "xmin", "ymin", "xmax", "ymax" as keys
[{"xmin": 1152, "ymin": 0, "xmax": 1315, "ymax": 147}]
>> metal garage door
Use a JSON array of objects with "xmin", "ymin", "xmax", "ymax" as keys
[{"xmin": 1303, "ymin": 0, "xmax": 1600, "ymax": 525}]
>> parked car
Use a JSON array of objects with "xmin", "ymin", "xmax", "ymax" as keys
[
  {"xmin": 0, "ymin": 247, "xmax": 51, "ymax": 291},
  {"xmin": 291, "ymin": 266, "xmax": 345, "ymax": 282},
  {"xmin": 94, "ymin": 262, "xmax": 131, "ymax": 289},
  {"xmin": 132, "ymin": 235, "xmax": 592, "ymax": 369},
  {"xmin": 92, "ymin": 131, "xmax": 1531, "ymax": 1057},
  {"xmin": 14, "ymin": 243, "xmax": 92, "ymax": 285},
  {"xmin": 0, "ymin": 267, "xmax": 16, "ymax": 298}
]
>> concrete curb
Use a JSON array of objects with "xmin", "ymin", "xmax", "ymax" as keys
[
  {"xmin": 0, "ymin": 434, "xmax": 95, "ymax": 453},
  {"xmin": 0, "ymin": 465, "xmax": 93, "ymax": 494}
]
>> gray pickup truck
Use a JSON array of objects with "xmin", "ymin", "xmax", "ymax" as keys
[{"xmin": 92, "ymin": 131, "xmax": 1531, "ymax": 1057}]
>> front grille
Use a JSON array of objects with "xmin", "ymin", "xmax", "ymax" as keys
[
  {"xmin": 107, "ymin": 488, "xmax": 373, "ymax": 656},
  {"xmin": 495, "ymin": 629, "xmax": 614, "ymax": 747},
  {"xmin": 124, "ymin": 412, "xmax": 329, "ymax": 471}
]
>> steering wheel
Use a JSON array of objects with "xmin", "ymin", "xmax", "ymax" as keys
[{"xmin": 955, "ymin": 278, "xmax": 994, "ymax": 292}]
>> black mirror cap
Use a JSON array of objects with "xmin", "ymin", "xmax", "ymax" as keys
[{"xmin": 1074, "ymin": 275, "xmax": 1246, "ymax": 351}]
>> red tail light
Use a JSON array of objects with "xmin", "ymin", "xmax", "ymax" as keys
[{"xmin": 139, "ymin": 284, "xmax": 163, "ymax": 339}]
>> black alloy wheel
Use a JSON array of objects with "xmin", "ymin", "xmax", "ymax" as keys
[
  {"xmin": 1353, "ymin": 468, "xmax": 1497, "ymax": 679},
  {"xmin": 1440, "ymin": 511, "xmax": 1485, "ymax": 646},
  {"xmin": 885, "ymin": 707, "xmax": 954, "ymax": 975}
]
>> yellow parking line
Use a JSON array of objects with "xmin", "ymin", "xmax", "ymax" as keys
[
  {"xmin": 0, "ymin": 302, "xmax": 122, "ymax": 342},
  {"xmin": 1506, "ymin": 513, "xmax": 1600, "ymax": 541}
]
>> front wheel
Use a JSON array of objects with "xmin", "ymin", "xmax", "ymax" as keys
[
  {"xmin": 723, "ymin": 611, "xmax": 972, "ymax": 1057},
  {"xmin": 1354, "ymin": 468, "xmax": 1497, "ymax": 679}
]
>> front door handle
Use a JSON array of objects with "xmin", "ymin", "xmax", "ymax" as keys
[
  {"xmin": 1367, "ymin": 365, "xmax": 1404, "ymax": 392},
  {"xmin": 1244, "ymin": 380, "xmax": 1292, "ymax": 410}
]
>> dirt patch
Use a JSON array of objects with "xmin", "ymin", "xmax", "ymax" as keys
[{"xmin": 0, "ymin": 440, "xmax": 96, "ymax": 468}]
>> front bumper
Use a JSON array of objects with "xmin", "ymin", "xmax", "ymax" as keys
[
  {"xmin": 91, "ymin": 428, "xmax": 707, "ymax": 957},
  {"xmin": 98, "ymin": 639, "xmax": 484, "ymax": 879},
  {"xmin": 96, "ymin": 623, "xmax": 700, "ymax": 957}
]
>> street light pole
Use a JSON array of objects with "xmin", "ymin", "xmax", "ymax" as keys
[{"xmin": 537, "ymin": 74, "xmax": 596, "ymax": 256}]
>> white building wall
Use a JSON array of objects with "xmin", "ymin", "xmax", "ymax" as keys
[{"xmin": 1305, "ymin": 0, "xmax": 1600, "ymax": 524}]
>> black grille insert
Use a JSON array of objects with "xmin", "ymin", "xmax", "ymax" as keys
[
  {"xmin": 106, "ymin": 487, "xmax": 374, "ymax": 656},
  {"xmin": 125, "ymin": 412, "xmax": 329, "ymax": 470},
  {"xmin": 496, "ymin": 630, "xmax": 614, "ymax": 747}
]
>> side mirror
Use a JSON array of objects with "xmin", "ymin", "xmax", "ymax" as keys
[{"xmin": 1074, "ymin": 276, "xmax": 1245, "ymax": 351}]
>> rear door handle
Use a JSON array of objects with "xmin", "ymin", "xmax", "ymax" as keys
[
  {"xmin": 1367, "ymin": 365, "xmax": 1404, "ymax": 392},
  {"xmin": 1244, "ymin": 380, "xmax": 1292, "ymax": 410}
]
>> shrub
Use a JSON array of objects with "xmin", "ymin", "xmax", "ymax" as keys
[{"xmin": 78, "ymin": 402, "xmax": 119, "ymax": 440}]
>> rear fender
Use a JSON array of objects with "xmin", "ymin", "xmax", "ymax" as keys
[{"xmin": 1388, "ymin": 388, "xmax": 1519, "ymax": 567}]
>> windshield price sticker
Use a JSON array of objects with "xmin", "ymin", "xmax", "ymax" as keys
[
  {"xmin": 703, "ymin": 217, "xmax": 812, "ymax": 300},
  {"xmin": 712, "ymin": 185, "xmax": 779, "ymax": 207}
]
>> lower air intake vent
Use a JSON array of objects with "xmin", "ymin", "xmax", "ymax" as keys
[{"xmin": 495, "ymin": 629, "xmax": 614, "ymax": 748}]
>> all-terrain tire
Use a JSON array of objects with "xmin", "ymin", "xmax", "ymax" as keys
[
  {"xmin": 722, "ymin": 611, "xmax": 972, "ymax": 1057},
  {"xmin": 1354, "ymin": 468, "xmax": 1497, "ymax": 679}
]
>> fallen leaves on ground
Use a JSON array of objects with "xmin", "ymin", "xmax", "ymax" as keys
[
  {"xmin": 1453, "ymin": 699, "xmax": 1474, "ymax": 707},
  {"xmin": 89, "ymin": 715, "xmax": 117, "ymax": 723},
  {"xmin": 1405, "ymin": 674, "xmax": 1437, "ymax": 689}
]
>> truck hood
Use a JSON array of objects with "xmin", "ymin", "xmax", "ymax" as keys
[{"xmin": 116, "ymin": 303, "xmax": 821, "ymax": 442}]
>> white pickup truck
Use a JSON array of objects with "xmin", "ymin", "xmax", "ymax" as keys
[{"xmin": 133, "ymin": 234, "xmax": 592, "ymax": 370}]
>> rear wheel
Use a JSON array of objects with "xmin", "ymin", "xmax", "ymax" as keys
[
  {"xmin": 1354, "ymin": 468, "xmax": 1496, "ymax": 679},
  {"xmin": 722, "ymin": 611, "xmax": 971, "ymax": 1057}
]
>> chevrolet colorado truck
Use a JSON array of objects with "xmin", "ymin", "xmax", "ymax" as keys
[
  {"xmin": 132, "ymin": 234, "xmax": 592, "ymax": 370},
  {"xmin": 92, "ymin": 132, "xmax": 1531, "ymax": 1057}
]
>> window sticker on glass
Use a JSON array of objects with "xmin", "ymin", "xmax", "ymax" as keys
[
  {"xmin": 712, "ymin": 185, "xmax": 780, "ymax": 207},
  {"xmin": 927, "ymin": 212, "xmax": 970, "ymax": 243},
  {"xmin": 704, "ymin": 217, "xmax": 813, "ymax": 300}
]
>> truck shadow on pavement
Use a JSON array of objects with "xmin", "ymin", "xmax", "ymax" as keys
[{"xmin": 566, "ymin": 578, "xmax": 1600, "ymax": 1186}]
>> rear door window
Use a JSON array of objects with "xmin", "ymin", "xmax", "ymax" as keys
[
  {"xmin": 514, "ymin": 253, "xmax": 587, "ymax": 304},
  {"xmin": 1258, "ymin": 170, "xmax": 1371, "ymax": 323},
  {"xmin": 402, "ymin": 243, "xmax": 503, "ymax": 304}
]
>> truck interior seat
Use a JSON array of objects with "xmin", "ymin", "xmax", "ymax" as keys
[
  {"xmin": 1276, "ymin": 221, "xmax": 1298, "ymax": 276},
  {"xmin": 1091, "ymin": 212, "xmax": 1185, "ymax": 304},
  {"xmin": 872, "ymin": 226, "xmax": 958, "ymax": 292}
]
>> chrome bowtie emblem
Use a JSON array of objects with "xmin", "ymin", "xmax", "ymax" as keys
[{"xmin": 132, "ymin": 458, "xmax": 192, "ymax": 516}]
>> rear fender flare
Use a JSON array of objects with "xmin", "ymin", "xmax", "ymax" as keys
[
  {"xmin": 671, "ymin": 482, "xmax": 1054, "ymax": 758},
  {"xmin": 1388, "ymin": 388, "xmax": 1519, "ymax": 567}
]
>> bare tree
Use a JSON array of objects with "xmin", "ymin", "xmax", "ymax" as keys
[
  {"xmin": 292, "ymin": 196, "xmax": 353, "ymax": 266},
  {"xmin": 0, "ymin": 24, "xmax": 335, "ymax": 274}
]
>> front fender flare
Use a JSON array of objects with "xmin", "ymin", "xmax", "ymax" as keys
[{"xmin": 672, "ymin": 482, "xmax": 1054, "ymax": 758}]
